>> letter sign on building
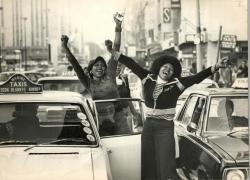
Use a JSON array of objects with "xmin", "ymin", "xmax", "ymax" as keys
[
  {"xmin": 221, "ymin": 34, "xmax": 237, "ymax": 50},
  {"xmin": 163, "ymin": 8, "xmax": 171, "ymax": 23},
  {"xmin": 171, "ymin": 0, "xmax": 181, "ymax": 8}
]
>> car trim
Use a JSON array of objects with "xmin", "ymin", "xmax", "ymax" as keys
[
  {"xmin": 222, "ymin": 167, "xmax": 249, "ymax": 180},
  {"xmin": 178, "ymin": 128, "xmax": 221, "ymax": 163},
  {"xmin": 28, "ymin": 152, "xmax": 80, "ymax": 155}
]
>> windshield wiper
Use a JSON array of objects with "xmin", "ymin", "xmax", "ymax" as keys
[
  {"xmin": 227, "ymin": 128, "xmax": 249, "ymax": 136},
  {"xmin": 24, "ymin": 138, "xmax": 88, "ymax": 152},
  {"xmin": 0, "ymin": 140, "xmax": 35, "ymax": 145}
]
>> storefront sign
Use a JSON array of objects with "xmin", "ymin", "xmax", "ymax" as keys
[
  {"xmin": 171, "ymin": 0, "xmax": 181, "ymax": 8},
  {"xmin": 221, "ymin": 34, "xmax": 237, "ymax": 49}
]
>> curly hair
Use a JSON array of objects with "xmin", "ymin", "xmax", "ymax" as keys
[{"xmin": 150, "ymin": 55, "xmax": 182, "ymax": 79}]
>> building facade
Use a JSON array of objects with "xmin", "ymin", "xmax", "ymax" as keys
[
  {"xmin": 0, "ymin": 0, "xmax": 84, "ymax": 72},
  {"xmin": 126, "ymin": 0, "xmax": 247, "ymax": 73}
]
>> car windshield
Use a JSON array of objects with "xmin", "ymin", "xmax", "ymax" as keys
[
  {"xmin": 206, "ymin": 97, "xmax": 248, "ymax": 132},
  {"xmin": 40, "ymin": 80, "xmax": 86, "ymax": 93},
  {"xmin": 0, "ymin": 103, "xmax": 97, "ymax": 145}
]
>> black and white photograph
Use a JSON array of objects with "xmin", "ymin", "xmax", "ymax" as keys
[{"xmin": 0, "ymin": 0, "xmax": 248, "ymax": 179}]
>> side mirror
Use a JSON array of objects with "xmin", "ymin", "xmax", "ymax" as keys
[{"xmin": 187, "ymin": 122, "xmax": 197, "ymax": 132}]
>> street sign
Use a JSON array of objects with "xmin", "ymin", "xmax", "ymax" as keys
[{"xmin": 221, "ymin": 34, "xmax": 237, "ymax": 49}]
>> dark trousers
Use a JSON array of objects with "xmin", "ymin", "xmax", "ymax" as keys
[{"xmin": 141, "ymin": 118, "xmax": 179, "ymax": 180}]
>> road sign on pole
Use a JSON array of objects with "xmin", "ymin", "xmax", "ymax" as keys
[{"xmin": 221, "ymin": 34, "xmax": 237, "ymax": 50}]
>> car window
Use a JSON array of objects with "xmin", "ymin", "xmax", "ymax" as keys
[
  {"xmin": 0, "ymin": 103, "xmax": 97, "ymax": 145},
  {"xmin": 94, "ymin": 99, "xmax": 144, "ymax": 137},
  {"xmin": 206, "ymin": 97, "xmax": 248, "ymax": 132},
  {"xmin": 191, "ymin": 97, "xmax": 206, "ymax": 131},
  {"xmin": 177, "ymin": 96, "xmax": 199, "ymax": 125},
  {"xmin": 0, "ymin": 73, "xmax": 14, "ymax": 81},
  {"xmin": 40, "ymin": 80, "xmax": 86, "ymax": 93},
  {"xmin": 25, "ymin": 73, "xmax": 44, "ymax": 82}
]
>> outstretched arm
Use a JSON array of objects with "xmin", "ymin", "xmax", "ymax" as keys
[
  {"xmin": 115, "ymin": 53, "xmax": 149, "ymax": 80},
  {"xmin": 61, "ymin": 35, "xmax": 90, "ymax": 89},
  {"xmin": 180, "ymin": 57, "xmax": 230, "ymax": 89}
]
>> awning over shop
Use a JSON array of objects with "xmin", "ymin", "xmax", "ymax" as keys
[
  {"xmin": 4, "ymin": 54, "xmax": 19, "ymax": 60},
  {"xmin": 147, "ymin": 42, "xmax": 162, "ymax": 55},
  {"xmin": 178, "ymin": 42, "xmax": 195, "ymax": 50},
  {"xmin": 147, "ymin": 47, "xmax": 178, "ymax": 61}
]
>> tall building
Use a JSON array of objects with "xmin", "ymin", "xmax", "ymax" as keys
[{"xmin": 0, "ymin": 0, "xmax": 84, "ymax": 71}]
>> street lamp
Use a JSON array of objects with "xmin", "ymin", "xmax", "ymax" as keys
[{"xmin": 22, "ymin": 17, "xmax": 28, "ymax": 71}]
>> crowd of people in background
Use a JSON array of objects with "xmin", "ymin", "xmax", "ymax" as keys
[{"xmin": 188, "ymin": 59, "xmax": 248, "ymax": 88}]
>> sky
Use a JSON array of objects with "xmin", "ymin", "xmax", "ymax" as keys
[{"xmin": 50, "ymin": 0, "xmax": 129, "ymax": 45}]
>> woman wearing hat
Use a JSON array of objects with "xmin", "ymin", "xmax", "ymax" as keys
[
  {"xmin": 61, "ymin": 16, "xmax": 131, "ymax": 135},
  {"xmin": 111, "ymin": 52, "xmax": 228, "ymax": 180},
  {"xmin": 61, "ymin": 15, "xmax": 122, "ymax": 100}
]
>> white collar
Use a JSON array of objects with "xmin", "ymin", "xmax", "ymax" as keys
[{"xmin": 157, "ymin": 76, "xmax": 167, "ymax": 84}]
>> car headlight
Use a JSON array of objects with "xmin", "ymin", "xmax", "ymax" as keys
[{"xmin": 223, "ymin": 168, "xmax": 249, "ymax": 180}]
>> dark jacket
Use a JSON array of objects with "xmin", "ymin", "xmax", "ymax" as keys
[
  {"xmin": 118, "ymin": 54, "xmax": 214, "ymax": 109},
  {"xmin": 117, "ymin": 74, "xmax": 131, "ymax": 98}
]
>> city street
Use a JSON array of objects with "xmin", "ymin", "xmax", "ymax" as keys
[{"xmin": 0, "ymin": 0, "xmax": 248, "ymax": 180}]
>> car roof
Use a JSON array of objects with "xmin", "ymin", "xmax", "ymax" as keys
[
  {"xmin": 0, "ymin": 91, "xmax": 86, "ymax": 104},
  {"xmin": 0, "ymin": 71, "xmax": 43, "ymax": 74},
  {"xmin": 38, "ymin": 76, "xmax": 79, "ymax": 81},
  {"xmin": 187, "ymin": 88, "xmax": 248, "ymax": 96}
]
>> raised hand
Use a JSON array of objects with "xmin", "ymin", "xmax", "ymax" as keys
[
  {"xmin": 61, "ymin": 35, "xmax": 69, "ymax": 48},
  {"xmin": 216, "ymin": 57, "xmax": 230, "ymax": 69},
  {"xmin": 105, "ymin": 39, "xmax": 113, "ymax": 52},
  {"xmin": 113, "ymin": 12, "xmax": 123, "ymax": 27}
]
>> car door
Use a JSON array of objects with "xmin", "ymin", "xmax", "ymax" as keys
[
  {"xmin": 175, "ymin": 95, "xmax": 209, "ymax": 179},
  {"xmin": 93, "ymin": 98, "xmax": 144, "ymax": 180}
]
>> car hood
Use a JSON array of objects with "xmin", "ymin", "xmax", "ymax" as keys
[
  {"xmin": 0, "ymin": 147, "xmax": 93, "ymax": 180},
  {"xmin": 208, "ymin": 135, "xmax": 249, "ymax": 162}
]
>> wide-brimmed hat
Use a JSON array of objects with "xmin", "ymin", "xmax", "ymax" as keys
[
  {"xmin": 87, "ymin": 56, "xmax": 107, "ymax": 73},
  {"xmin": 150, "ymin": 55, "xmax": 182, "ymax": 78}
]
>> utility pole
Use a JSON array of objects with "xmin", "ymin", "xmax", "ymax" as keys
[
  {"xmin": 195, "ymin": 0, "xmax": 202, "ymax": 72},
  {"xmin": 22, "ymin": 17, "xmax": 28, "ymax": 71}
]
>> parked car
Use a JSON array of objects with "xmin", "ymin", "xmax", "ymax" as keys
[
  {"xmin": 174, "ymin": 81, "xmax": 248, "ymax": 180},
  {"xmin": 176, "ymin": 78, "xmax": 219, "ymax": 113},
  {"xmin": 0, "ymin": 74, "xmax": 144, "ymax": 180}
]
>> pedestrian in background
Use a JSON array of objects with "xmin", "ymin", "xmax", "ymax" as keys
[
  {"xmin": 110, "ymin": 50, "xmax": 229, "ymax": 180},
  {"xmin": 236, "ymin": 60, "xmax": 248, "ymax": 78},
  {"xmin": 106, "ymin": 39, "xmax": 142, "ymax": 131},
  {"xmin": 189, "ymin": 62, "xmax": 197, "ymax": 75},
  {"xmin": 219, "ymin": 64, "xmax": 233, "ymax": 87},
  {"xmin": 116, "ymin": 61, "xmax": 142, "ymax": 130}
]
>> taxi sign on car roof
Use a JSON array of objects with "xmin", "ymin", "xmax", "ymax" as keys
[
  {"xmin": 232, "ymin": 78, "xmax": 248, "ymax": 89},
  {"xmin": 0, "ymin": 74, "xmax": 42, "ymax": 94}
]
